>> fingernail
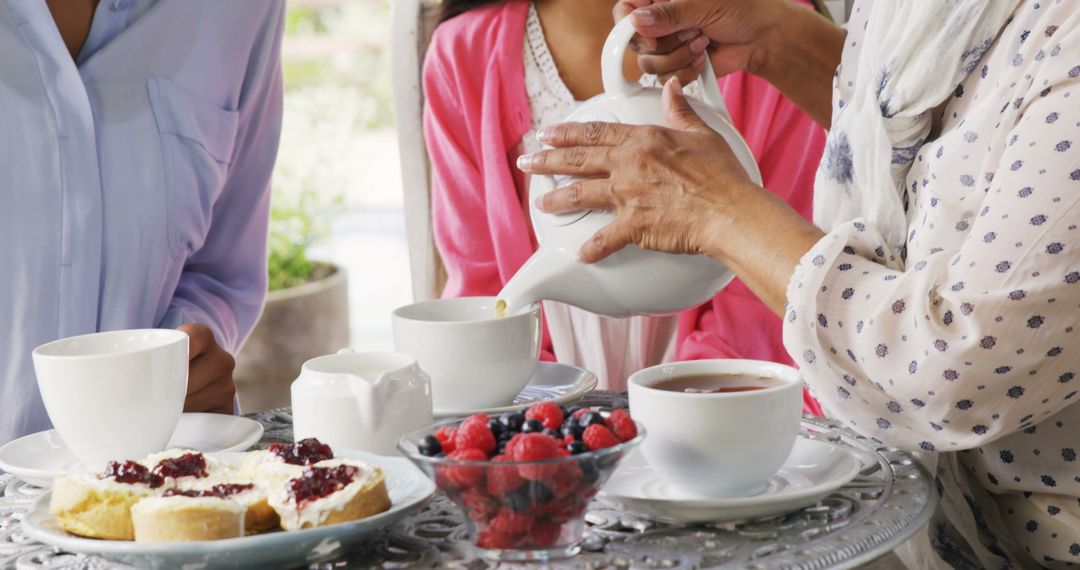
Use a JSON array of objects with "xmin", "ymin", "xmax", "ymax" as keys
[
  {"xmin": 536, "ymin": 127, "xmax": 552, "ymax": 142},
  {"xmin": 633, "ymin": 8, "xmax": 656, "ymax": 26},
  {"xmin": 677, "ymin": 29, "xmax": 699, "ymax": 42},
  {"xmin": 666, "ymin": 76, "xmax": 683, "ymax": 91},
  {"xmin": 517, "ymin": 154, "xmax": 535, "ymax": 170},
  {"xmin": 690, "ymin": 35, "xmax": 710, "ymax": 54},
  {"xmin": 577, "ymin": 234, "xmax": 604, "ymax": 262},
  {"xmin": 533, "ymin": 196, "xmax": 545, "ymax": 210}
]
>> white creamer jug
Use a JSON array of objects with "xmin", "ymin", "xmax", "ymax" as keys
[
  {"xmin": 291, "ymin": 350, "xmax": 433, "ymax": 456},
  {"xmin": 497, "ymin": 17, "xmax": 761, "ymax": 317}
]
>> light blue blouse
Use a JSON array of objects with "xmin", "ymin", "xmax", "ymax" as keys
[{"xmin": 0, "ymin": 0, "xmax": 284, "ymax": 444}]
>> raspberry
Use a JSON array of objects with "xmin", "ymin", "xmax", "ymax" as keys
[
  {"xmin": 476, "ymin": 527, "xmax": 516, "ymax": 549},
  {"xmin": 489, "ymin": 508, "xmax": 532, "ymax": 535},
  {"xmin": 542, "ymin": 497, "xmax": 586, "ymax": 523},
  {"xmin": 571, "ymin": 408, "xmax": 591, "ymax": 419},
  {"xmin": 548, "ymin": 474, "xmax": 578, "ymax": 499},
  {"xmin": 524, "ymin": 402, "xmax": 564, "ymax": 430},
  {"xmin": 512, "ymin": 433, "xmax": 562, "ymax": 481},
  {"xmin": 461, "ymin": 413, "xmax": 491, "ymax": 428},
  {"xmin": 487, "ymin": 454, "xmax": 524, "ymax": 495},
  {"xmin": 503, "ymin": 433, "xmax": 528, "ymax": 458},
  {"xmin": 527, "ymin": 522, "xmax": 562, "ymax": 548},
  {"xmin": 582, "ymin": 424, "xmax": 621, "ymax": 451},
  {"xmin": 442, "ymin": 448, "xmax": 487, "ymax": 487},
  {"xmin": 605, "ymin": 409, "xmax": 638, "ymax": 442},
  {"xmin": 434, "ymin": 426, "xmax": 457, "ymax": 454},
  {"xmin": 460, "ymin": 487, "xmax": 498, "ymax": 523},
  {"xmin": 454, "ymin": 421, "xmax": 496, "ymax": 456}
]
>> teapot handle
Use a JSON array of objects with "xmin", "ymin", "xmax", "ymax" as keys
[{"xmin": 602, "ymin": 16, "xmax": 731, "ymax": 121}]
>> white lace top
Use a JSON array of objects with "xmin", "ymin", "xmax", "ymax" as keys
[{"xmin": 520, "ymin": 4, "xmax": 704, "ymax": 389}]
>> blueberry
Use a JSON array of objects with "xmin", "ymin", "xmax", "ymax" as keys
[
  {"xmin": 418, "ymin": 435, "xmax": 442, "ymax": 457},
  {"xmin": 579, "ymin": 458, "xmax": 599, "ymax": 484},
  {"xmin": 528, "ymin": 481, "xmax": 554, "ymax": 504},
  {"xmin": 488, "ymin": 419, "xmax": 504, "ymax": 437},
  {"xmin": 506, "ymin": 487, "xmax": 531, "ymax": 511},
  {"xmin": 497, "ymin": 430, "xmax": 515, "ymax": 443},
  {"xmin": 561, "ymin": 418, "xmax": 584, "ymax": 441},
  {"xmin": 583, "ymin": 411, "xmax": 605, "ymax": 426},
  {"xmin": 523, "ymin": 419, "xmax": 544, "ymax": 433},
  {"xmin": 567, "ymin": 441, "xmax": 588, "ymax": 455},
  {"xmin": 566, "ymin": 406, "xmax": 582, "ymax": 417},
  {"xmin": 597, "ymin": 453, "xmax": 619, "ymax": 470},
  {"xmin": 499, "ymin": 412, "xmax": 525, "ymax": 432}
]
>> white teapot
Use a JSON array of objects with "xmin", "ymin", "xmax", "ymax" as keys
[
  {"xmin": 497, "ymin": 17, "xmax": 761, "ymax": 317},
  {"xmin": 291, "ymin": 350, "xmax": 433, "ymax": 456}
]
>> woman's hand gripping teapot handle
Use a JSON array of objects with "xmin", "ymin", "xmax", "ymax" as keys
[{"xmin": 616, "ymin": 0, "xmax": 843, "ymax": 128}]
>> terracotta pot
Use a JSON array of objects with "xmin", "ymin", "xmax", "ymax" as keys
[{"xmin": 234, "ymin": 263, "xmax": 349, "ymax": 413}]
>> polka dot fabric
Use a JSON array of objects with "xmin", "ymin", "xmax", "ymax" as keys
[{"xmin": 784, "ymin": 1, "xmax": 1080, "ymax": 566}]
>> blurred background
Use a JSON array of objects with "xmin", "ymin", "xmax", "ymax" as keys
[
  {"xmin": 274, "ymin": 0, "xmax": 405, "ymax": 351},
  {"xmin": 235, "ymin": 0, "xmax": 405, "ymax": 411}
]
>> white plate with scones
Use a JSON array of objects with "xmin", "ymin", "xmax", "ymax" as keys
[{"xmin": 20, "ymin": 439, "xmax": 436, "ymax": 569}]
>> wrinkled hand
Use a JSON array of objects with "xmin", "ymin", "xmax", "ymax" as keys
[
  {"xmin": 615, "ymin": 0, "xmax": 711, "ymax": 86},
  {"xmin": 178, "ymin": 323, "xmax": 236, "ymax": 414},
  {"xmin": 517, "ymin": 78, "xmax": 756, "ymax": 263},
  {"xmin": 622, "ymin": 0, "xmax": 788, "ymax": 82}
]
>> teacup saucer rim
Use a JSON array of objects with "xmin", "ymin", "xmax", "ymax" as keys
[
  {"xmin": 599, "ymin": 437, "xmax": 862, "ymax": 508},
  {"xmin": 432, "ymin": 361, "xmax": 598, "ymax": 418},
  {"xmin": 0, "ymin": 413, "xmax": 263, "ymax": 487}
]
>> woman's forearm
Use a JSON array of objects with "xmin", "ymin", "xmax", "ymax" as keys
[
  {"xmin": 701, "ymin": 181, "xmax": 825, "ymax": 315},
  {"xmin": 752, "ymin": 1, "xmax": 845, "ymax": 128}
]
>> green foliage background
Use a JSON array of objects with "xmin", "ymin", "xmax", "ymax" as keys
[{"xmin": 269, "ymin": 1, "xmax": 393, "ymax": 291}]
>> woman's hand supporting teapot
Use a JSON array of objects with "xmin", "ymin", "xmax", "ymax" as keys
[
  {"xmin": 615, "ymin": 0, "xmax": 843, "ymax": 127},
  {"xmin": 517, "ymin": 80, "xmax": 824, "ymax": 316}
]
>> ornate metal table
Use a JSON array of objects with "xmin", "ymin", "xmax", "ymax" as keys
[{"xmin": 0, "ymin": 392, "xmax": 935, "ymax": 569}]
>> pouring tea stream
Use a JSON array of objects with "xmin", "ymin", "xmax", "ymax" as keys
[{"xmin": 496, "ymin": 17, "xmax": 761, "ymax": 317}]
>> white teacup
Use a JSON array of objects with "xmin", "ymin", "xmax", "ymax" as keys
[
  {"xmin": 628, "ymin": 359, "xmax": 803, "ymax": 498},
  {"xmin": 292, "ymin": 350, "xmax": 433, "ymax": 456},
  {"xmin": 32, "ymin": 329, "xmax": 189, "ymax": 469},
  {"xmin": 392, "ymin": 297, "xmax": 541, "ymax": 413}
]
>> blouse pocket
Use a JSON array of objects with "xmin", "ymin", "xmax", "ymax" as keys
[{"xmin": 148, "ymin": 75, "xmax": 240, "ymax": 257}]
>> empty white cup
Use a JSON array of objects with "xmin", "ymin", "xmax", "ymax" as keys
[
  {"xmin": 628, "ymin": 359, "xmax": 803, "ymax": 497},
  {"xmin": 33, "ymin": 329, "xmax": 189, "ymax": 469},
  {"xmin": 392, "ymin": 297, "xmax": 541, "ymax": 413}
]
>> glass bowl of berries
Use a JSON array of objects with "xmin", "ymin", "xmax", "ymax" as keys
[{"xmin": 398, "ymin": 402, "xmax": 644, "ymax": 561}]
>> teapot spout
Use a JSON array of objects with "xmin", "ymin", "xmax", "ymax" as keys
[{"xmin": 497, "ymin": 247, "xmax": 579, "ymax": 316}]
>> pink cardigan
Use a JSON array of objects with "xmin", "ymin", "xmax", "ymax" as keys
[{"xmin": 423, "ymin": 0, "xmax": 826, "ymax": 414}]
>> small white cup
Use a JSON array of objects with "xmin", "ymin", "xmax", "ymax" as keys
[
  {"xmin": 292, "ymin": 350, "xmax": 433, "ymax": 456},
  {"xmin": 628, "ymin": 359, "xmax": 803, "ymax": 498},
  {"xmin": 32, "ymin": 329, "xmax": 189, "ymax": 469},
  {"xmin": 392, "ymin": 297, "xmax": 541, "ymax": 413}
]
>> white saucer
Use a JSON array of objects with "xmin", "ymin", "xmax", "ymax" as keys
[
  {"xmin": 0, "ymin": 413, "xmax": 264, "ymax": 487},
  {"xmin": 433, "ymin": 361, "xmax": 598, "ymax": 418},
  {"xmin": 600, "ymin": 437, "xmax": 861, "ymax": 524},
  {"xmin": 21, "ymin": 449, "xmax": 435, "ymax": 569}
]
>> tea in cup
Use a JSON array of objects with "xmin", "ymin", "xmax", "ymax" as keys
[
  {"xmin": 32, "ymin": 329, "xmax": 189, "ymax": 469},
  {"xmin": 392, "ymin": 297, "xmax": 541, "ymax": 413},
  {"xmin": 628, "ymin": 359, "xmax": 803, "ymax": 497}
]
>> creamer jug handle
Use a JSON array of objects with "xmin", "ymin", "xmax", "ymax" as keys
[{"xmin": 602, "ymin": 16, "xmax": 731, "ymax": 121}]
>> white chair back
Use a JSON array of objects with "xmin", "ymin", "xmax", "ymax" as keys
[{"xmin": 391, "ymin": 0, "xmax": 445, "ymax": 302}]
